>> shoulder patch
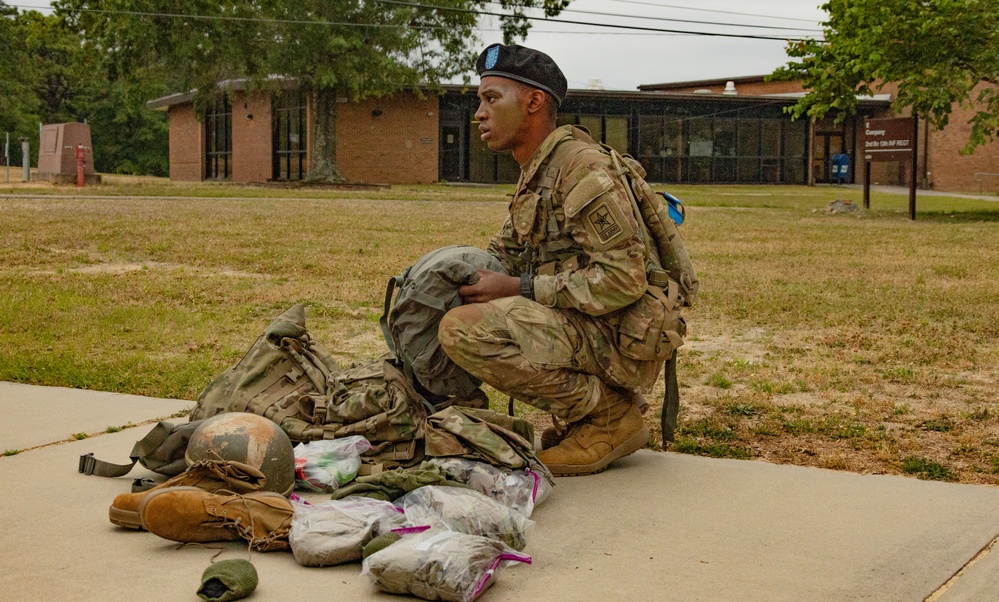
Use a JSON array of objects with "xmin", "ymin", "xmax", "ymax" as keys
[
  {"xmin": 563, "ymin": 169, "xmax": 614, "ymax": 219},
  {"xmin": 586, "ymin": 201, "xmax": 623, "ymax": 245},
  {"xmin": 580, "ymin": 196, "xmax": 634, "ymax": 250}
]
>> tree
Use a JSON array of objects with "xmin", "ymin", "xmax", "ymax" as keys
[
  {"xmin": 773, "ymin": 0, "xmax": 999, "ymax": 152},
  {"xmin": 3, "ymin": 7, "xmax": 171, "ymax": 175},
  {"xmin": 56, "ymin": 0, "xmax": 570, "ymax": 181},
  {"xmin": 0, "ymin": 2, "xmax": 41, "ymax": 163}
]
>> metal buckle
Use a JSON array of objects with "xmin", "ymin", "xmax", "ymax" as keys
[
  {"xmin": 78, "ymin": 453, "xmax": 96, "ymax": 475},
  {"xmin": 131, "ymin": 477, "xmax": 157, "ymax": 493}
]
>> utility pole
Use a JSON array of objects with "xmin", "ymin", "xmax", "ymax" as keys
[{"xmin": 20, "ymin": 137, "xmax": 29, "ymax": 182}]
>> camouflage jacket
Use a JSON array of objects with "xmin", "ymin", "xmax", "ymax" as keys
[
  {"xmin": 488, "ymin": 125, "xmax": 648, "ymax": 317},
  {"xmin": 488, "ymin": 125, "xmax": 680, "ymax": 390}
]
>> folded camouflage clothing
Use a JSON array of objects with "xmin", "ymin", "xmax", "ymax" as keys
[
  {"xmin": 288, "ymin": 497, "xmax": 405, "ymax": 567},
  {"xmin": 398, "ymin": 485, "xmax": 534, "ymax": 551},
  {"xmin": 361, "ymin": 528, "xmax": 531, "ymax": 602},
  {"xmin": 331, "ymin": 461, "xmax": 468, "ymax": 502},
  {"xmin": 425, "ymin": 458, "xmax": 552, "ymax": 518}
]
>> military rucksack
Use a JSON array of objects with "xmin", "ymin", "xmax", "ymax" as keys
[
  {"xmin": 379, "ymin": 245, "xmax": 507, "ymax": 402},
  {"xmin": 534, "ymin": 127, "xmax": 698, "ymax": 442},
  {"xmin": 190, "ymin": 304, "xmax": 428, "ymax": 470},
  {"xmin": 604, "ymin": 142, "xmax": 697, "ymax": 443}
]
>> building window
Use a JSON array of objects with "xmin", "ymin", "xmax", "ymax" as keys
[
  {"xmin": 273, "ymin": 91, "xmax": 307, "ymax": 180},
  {"xmin": 205, "ymin": 97, "xmax": 232, "ymax": 180},
  {"xmin": 557, "ymin": 113, "xmax": 630, "ymax": 155},
  {"xmin": 441, "ymin": 91, "xmax": 811, "ymax": 185},
  {"xmin": 637, "ymin": 111, "xmax": 807, "ymax": 185}
]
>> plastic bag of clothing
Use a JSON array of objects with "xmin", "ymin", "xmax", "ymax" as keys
[
  {"xmin": 288, "ymin": 496, "xmax": 405, "ymax": 567},
  {"xmin": 397, "ymin": 486, "xmax": 534, "ymax": 551},
  {"xmin": 361, "ymin": 528, "xmax": 531, "ymax": 602},
  {"xmin": 425, "ymin": 458, "xmax": 551, "ymax": 518},
  {"xmin": 293, "ymin": 436, "xmax": 372, "ymax": 493}
]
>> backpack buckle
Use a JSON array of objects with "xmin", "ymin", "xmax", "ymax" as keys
[
  {"xmin": 78, "ymin": 453, "xmax": 97, "ymax": 475},
  {"xmin": 131, "ymin": 477, "xmax": 157, "ymax": 493}
]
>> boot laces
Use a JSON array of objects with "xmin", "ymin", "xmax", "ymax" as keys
[{"xmin": 207, "ymin": 491, "xmax": 286, "ymax": 552}]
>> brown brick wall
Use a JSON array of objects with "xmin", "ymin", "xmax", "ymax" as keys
[
  {"xmin": 168, "ymin": 104, "xmax": 202, "ymax": 181},
  {"xmin": 335, "ymin": 94, "xmax": 439, "ymax": 184},
  {"xmin": 231, "ymin": 92, "xmax": 273, "ymax": 183},
  {"xmin": 163, "ymin": 82, "xmax": 999, "ymax": 192},
  {"xmin": 925, "ymin": 85, "xmax": 999, "ymax": 193}
]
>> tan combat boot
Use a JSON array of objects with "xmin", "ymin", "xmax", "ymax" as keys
[
  {"xmin": 109, "ymin": 459, "xmax": 267, "ymax": 529},
  {"xmin": 537, "ymin": 385, "xmax": 649, "ymax": 476},
  {"xmin": 138, "ymin": 487, "xmax": 294, "ymax": 552},
  {"xmin": 540, "ymin": 418, "xmax": 571, "ymax": 450}
]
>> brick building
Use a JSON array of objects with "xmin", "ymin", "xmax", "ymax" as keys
[{"xmin": 148, "ymin": 76, "xmax": 999, "ymax": 193}]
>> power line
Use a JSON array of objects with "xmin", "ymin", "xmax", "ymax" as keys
[
  {"xmin": 512, "ymin": 28, "xmax": 688, "ymax": 36},
  {"xmin": 11, "ymin": 2, "xmax": 820, "ymax": 41},
  {"xmin": 482, "ymin": 1, "xmax": 822, "ymax": 33},
  {"xmin": 10, "ymin": 4, "xmax": 448, "ymax": 30},
  {"xmin": 597, "ymin": 0, "xmax": 822, "ymax": 24},
  {"xmin": 376, "ymin": 0, "xmax": 816, "ymax": 41}
]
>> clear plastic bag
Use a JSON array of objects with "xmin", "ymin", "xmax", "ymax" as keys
[
  {"xmin": 361, "ymin": 528, "xmax": 531, "ymax": 602},
  {"xmin": 397, "ymin": 485, "xmax": 534, "ymax": 551},
  {"xmin": 425, "ymin": 458, "xmax": 551, "ymax": 517},
  {"xmin": 288, "ymin": 496, "xmax": 405, "ymax": 567},
  {"xmin": 293, "ymin": 436, "xmax": 373, "ymax": 493}
]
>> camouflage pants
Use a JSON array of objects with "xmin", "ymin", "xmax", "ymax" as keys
[{"xmin": 438, "ymin": 296, "xmax": 659, "ymax": 422}]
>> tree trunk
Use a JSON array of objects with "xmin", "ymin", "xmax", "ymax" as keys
[{"xmin": 307, "ymin": 88, "xmax": 344, "ymax": 182}]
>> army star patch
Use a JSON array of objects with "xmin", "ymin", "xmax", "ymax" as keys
[{"xmin": 587, "ymin": 202, "xmax": 622, "ymax": 244}]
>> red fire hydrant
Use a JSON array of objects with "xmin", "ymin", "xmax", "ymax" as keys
[{"xmin": 76, "ymin": 143, "xmax": 85, "ymax": 188}]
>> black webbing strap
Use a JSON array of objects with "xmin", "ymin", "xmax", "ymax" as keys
[
  {"xmin": 78, "ymin": 421, "xmax": 179, "ymax": 478},
  {"xmin": 661, "ymin": 350, "xmax": 680, "ymax": 444},
  {"xmin": 379, "ymin": 273, "xmax": 403, "ymax": 357},
  {"xmin": 78, "ymin": 452, "xmax": 136, "ymax": 478}
]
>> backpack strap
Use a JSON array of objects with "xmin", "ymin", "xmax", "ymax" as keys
[
  {"xmin": 661, "ymin": 350, "xmax": 679, "ymax": 443},
  {"xmin": 78, "ymin": 420, "xmax": 195, "ymax": 478},
  {"xmin": 379, "ymin": 273, "xmax": 404, "ymax": 357}
]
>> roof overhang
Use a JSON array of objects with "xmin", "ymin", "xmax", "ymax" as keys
[
  {"xmin": 147, "ymin": 80, "xmax": 892, "ymax": 111},
  {"xmin": 146, "ymin": 76, "xmax": 299, "ymax": 111}
]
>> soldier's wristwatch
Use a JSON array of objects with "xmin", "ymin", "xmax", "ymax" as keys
[{"xmin": 520, "ymin": 273, "xmax": 535, "ymax": 301}]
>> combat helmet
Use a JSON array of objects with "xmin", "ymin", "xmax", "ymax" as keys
[{"xmin": 186, "ymin": 413, "xmax": 295, "ymax": 496}]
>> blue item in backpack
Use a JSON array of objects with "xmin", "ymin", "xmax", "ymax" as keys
[{"xmin": 661, "ymin": 192, "xmax": 685, "ymax": 226}]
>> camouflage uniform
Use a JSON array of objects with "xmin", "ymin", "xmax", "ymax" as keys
[{"xmin": 439, "ymin": 124, "xmax": 663, "ymax": 421}]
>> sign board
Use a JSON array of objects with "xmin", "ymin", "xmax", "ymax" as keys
[
  {"xmin": 863, "ymin": 118, "xmax": 913, "ymax": 162},
  {"xmin": 862, "ymin": 116, "xmax": 919, "ymax": 220}
]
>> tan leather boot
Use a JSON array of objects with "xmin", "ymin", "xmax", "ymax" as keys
[
  {"xmin": 537, "ymin": 384, "xmax": 649, "ymax": 476},
  {"xmin": 138, "ymin": 487, "xmax": 293, "ymax": 552},
  {"xmin": 540, "ymin": 418, "xmax": 571, "ymax": 450},
  {"xmin": 109, "ymin": 459, "xmax": 266, "ymax": 529}
]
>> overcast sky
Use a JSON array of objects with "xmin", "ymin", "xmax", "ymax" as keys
[{"xmin": 17, "ymin": 0, "xmax": 828, "ymax": 91}]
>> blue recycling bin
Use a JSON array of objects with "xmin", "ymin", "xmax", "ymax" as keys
[{"xmin": 831, "ymin": 154, "xmax": 850, "ymax": 184}]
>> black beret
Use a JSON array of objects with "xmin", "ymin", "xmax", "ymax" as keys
[{"xmin": 476, "ymin": 43, "xmax": 568, "ymax": 106}]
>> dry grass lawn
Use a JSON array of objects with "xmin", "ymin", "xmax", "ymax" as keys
[{"xmin": 2, "ymin": 177, "xmax": 998, "ymax": 484}]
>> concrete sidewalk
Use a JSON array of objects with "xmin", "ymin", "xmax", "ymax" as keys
[{"xmin": 1, "ymin": 383, "xmax": 997, "ymax": 601}]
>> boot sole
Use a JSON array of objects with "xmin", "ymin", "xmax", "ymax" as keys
[
  {"xmin": 544, "ymin": 424, "xmax": 650, "ymax": 477},
  {"xmin": 109, "ymin": 506, "xmax": 142, "ymax": 530}
]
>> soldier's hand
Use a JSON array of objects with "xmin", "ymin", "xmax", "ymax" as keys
[{"xmin": 458, "ymin": 269, "xmax": 520, "ymax": 303}]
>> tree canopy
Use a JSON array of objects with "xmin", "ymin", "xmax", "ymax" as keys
[
  {"xmin": 0, "ymin": 3, "xmax": 171, "ymax": 174},
  {"xmin": 773, "ymin": 0, "xmax": 999, "ymax": 152},
  {"xmin": 1, "ymin": 3, "xmax": 40, "ymax": 146},
  {"xmin": 55, "ymin": 0, "xmax": 570, "ymax": 180}
]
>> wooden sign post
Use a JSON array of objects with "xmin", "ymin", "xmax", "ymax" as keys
[{"xmin": 863, "ymin": 117, "xmax": 919, "ymax": 219}]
